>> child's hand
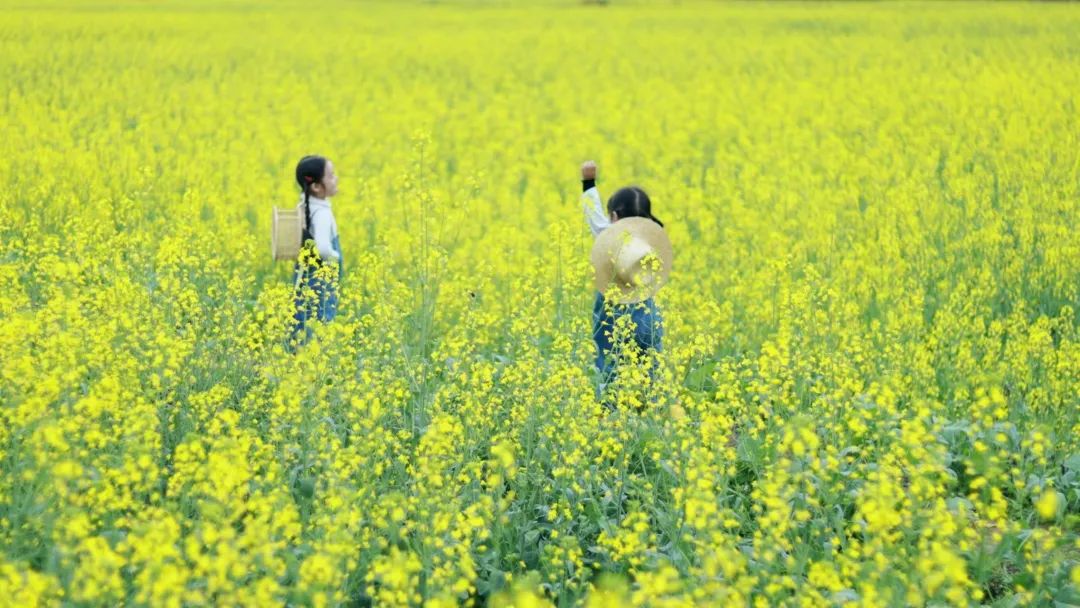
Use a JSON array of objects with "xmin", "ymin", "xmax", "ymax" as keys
[{"xmin": 581, "ymin": 160, "xmax": 597, "ymax": 181}]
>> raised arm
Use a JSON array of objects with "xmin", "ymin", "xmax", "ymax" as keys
[{"xmin": 581, "ymin": 160, "xmax": 610, "ymax": 237}]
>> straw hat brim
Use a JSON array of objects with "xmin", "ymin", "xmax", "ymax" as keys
[{"xmin": 591, "ymin": 217, "xmax": 673, "ymax": 304}]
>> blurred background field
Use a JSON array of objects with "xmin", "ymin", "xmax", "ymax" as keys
[{"xmin": 1, "ymin": 1, "xmax": 1080, "ymax": 606}]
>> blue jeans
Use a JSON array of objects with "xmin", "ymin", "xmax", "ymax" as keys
[
  {"xmin": 592, "ymin": 291, "xmax": 663, "ymax": 385},
  {"xmin": 290, "ymin": 236, "xmax": 342, "ymax": 347}
]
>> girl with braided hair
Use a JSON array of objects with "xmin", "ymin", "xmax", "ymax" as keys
[{"xmin": 291, "ymin": 155, "xmax": 342, "ymax": 347}]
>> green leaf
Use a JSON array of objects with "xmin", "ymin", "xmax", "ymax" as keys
[{"xmin": 1063, "ymin": 453, "xmax": 1080, "ymax": 473}]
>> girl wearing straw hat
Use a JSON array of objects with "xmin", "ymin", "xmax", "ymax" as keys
[
  {"xmin": 290, "ymin": 155, "xmax": 343, "ymax": 347},
  {"xmin": 581, "ymin": 160, "xmax": 673, "ymax": 391}
]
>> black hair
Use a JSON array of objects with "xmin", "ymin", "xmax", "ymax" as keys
[
  {"xmin": 295, "ymin": 155, "xmax": 328, "ymax": 241},
  {"xmin": 607, "ymin": 186, "xmax": 663, "ymax": 227}
]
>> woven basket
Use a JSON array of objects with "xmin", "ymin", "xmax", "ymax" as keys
[{"xmin": 271, "ymin": 204, "xmax": 304, "ymax": 261}]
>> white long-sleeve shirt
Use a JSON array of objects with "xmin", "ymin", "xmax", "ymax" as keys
[
  {"xmin": 303, "ymin": 195, "xmax": 341, "ymax": 262},
  {"xmin": 582, "ymin": 183, "xmax": 611, "ymax": 238}
]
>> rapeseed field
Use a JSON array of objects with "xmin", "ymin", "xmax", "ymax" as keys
[{"xmin": 1, "ymin": 1, "xmax": 1079, "ymax": 606}]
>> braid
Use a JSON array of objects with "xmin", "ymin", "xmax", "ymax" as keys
[
  {"xmin": 302, "ymin": 180, "xmax": 313, "ymax": 242},
  {"xmin": 295, "ymin": 154, "xmax": 327, "ymax": 248}
]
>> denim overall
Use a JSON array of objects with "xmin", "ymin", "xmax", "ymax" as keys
[
  {"xmin": 592, "ymin": 291, "xmax": 663, "ymax": 385},
  {"xmin": 290, "ymin": 234, "xmax": 342, "ymax": 347}
]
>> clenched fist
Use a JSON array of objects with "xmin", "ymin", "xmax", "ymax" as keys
[{"xmin": 581, "ymin": 160, "xmax": 597, "ymax": 181}]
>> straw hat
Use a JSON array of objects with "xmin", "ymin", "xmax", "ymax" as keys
[{"xmin": 591, "ymin": 217, "xmax": 673, "ymax": 304}]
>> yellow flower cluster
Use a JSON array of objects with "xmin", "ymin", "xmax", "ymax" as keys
[{"xmin": 2, "ymin": 1, "xmax": 1079, "ymax": 606}]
